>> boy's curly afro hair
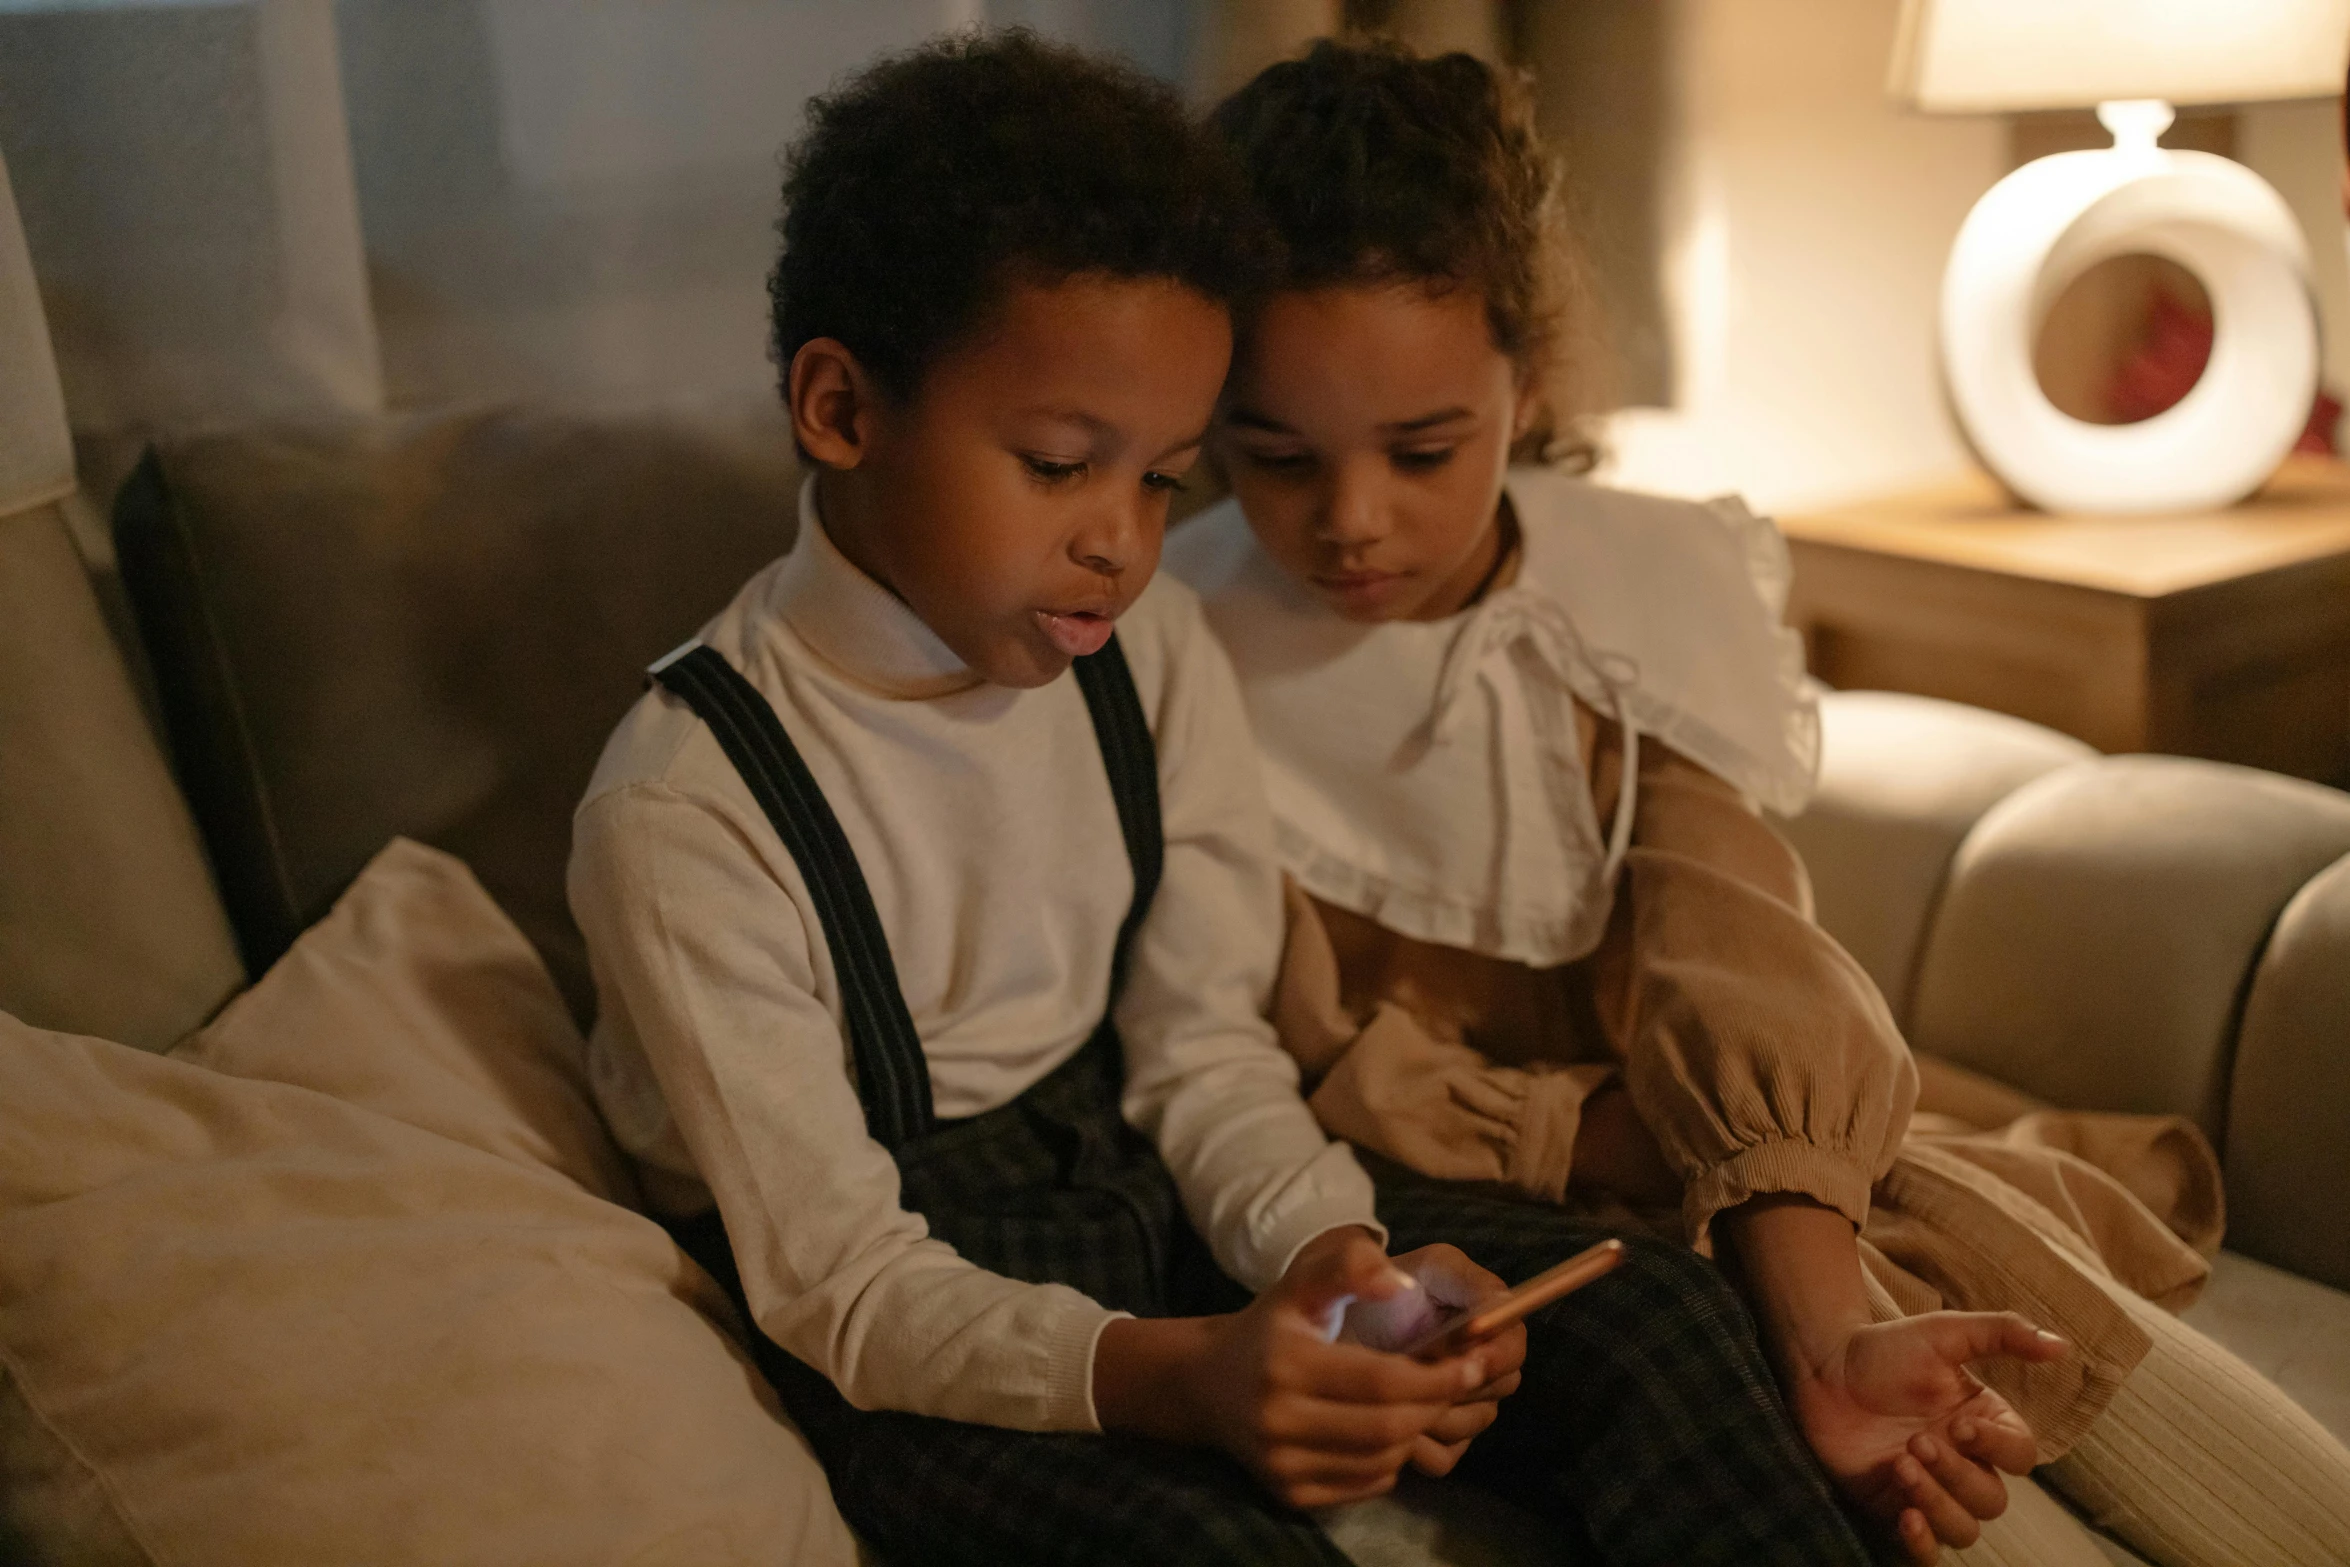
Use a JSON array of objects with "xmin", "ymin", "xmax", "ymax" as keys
[
  {"xmin": 771, "ymin": 30, "xmax": 1266, "ymax": 406},
  {"xmin": 1212, "ymin": 40, "xmax": 1602, "ymax": 469}
]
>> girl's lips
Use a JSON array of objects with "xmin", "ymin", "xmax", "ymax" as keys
[
  {"xmin": 1313, "ymin": 569, "xmax": 1408, "ymax": 610},
  {"xmin": 1034, "ymin": 608, "xmax": 1115, "ymax": 658}
]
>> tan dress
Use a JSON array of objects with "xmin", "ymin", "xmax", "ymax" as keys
[{"xmin": 1268, "ymin": 698, "xmax": 2223, "ymax": 1461}]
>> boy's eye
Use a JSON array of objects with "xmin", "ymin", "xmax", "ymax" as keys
[
  {"xmin": 1391, "ymin": 446, "xmax": 1457, "ymax": 473},
  {"xmin": 1023, "ymin": 455, "xmax": 1086, "ymax": 483},
  {"xmin": 1142, "ymin": 470, "xmax": 1188, "ymax": 495}
]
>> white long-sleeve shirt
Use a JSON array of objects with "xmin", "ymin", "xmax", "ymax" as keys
[{"xmin": 569, "ymin": 482, "xmax": 1380, "ymax": 1433}]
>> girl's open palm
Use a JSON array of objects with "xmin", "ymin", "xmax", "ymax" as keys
[{"xmin": 1790, "ymin": 1312, "xmax": 2066, "ymax": 1563}]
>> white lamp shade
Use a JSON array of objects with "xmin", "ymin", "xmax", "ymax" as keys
[{"xmin": 1891, "ymin": 0, "xmax": 2350, "ymax": 113}]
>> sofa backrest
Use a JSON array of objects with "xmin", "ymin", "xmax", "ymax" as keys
[
  {"xmin": 113, "ymin": 404, "xmax": 805, "ymax": 1022},
  {"xmin": 1905, "ymin": 758, "xmax": 2350, "ymax": 1137}
]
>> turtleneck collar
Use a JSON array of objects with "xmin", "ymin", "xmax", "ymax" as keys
[{"xmin": 764, "ymin": 476, "xmax": 984, "ymax": 699}]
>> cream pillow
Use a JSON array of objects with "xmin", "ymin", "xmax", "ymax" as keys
[{"xmin": 0, "ymin": 839, "xmax": 857, "ymax": 1567}]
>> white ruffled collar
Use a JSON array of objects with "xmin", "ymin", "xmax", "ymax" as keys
[{"xmin": 1165, "ymin": 468, "xmax": 1818, "ymax": 967}]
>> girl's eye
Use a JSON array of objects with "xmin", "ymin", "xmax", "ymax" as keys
[
  {"xmin": 1142, "ymin": 470, "xmax": 1188, "ymax": 494},
  {"xmin": 1391, "ymin": 446, "xmax": 1457, "ymax": 473},
  {"xmin": 1243, "ymin": 449, "xmax": 1316, "ymax": 477},
  {"xmin": 1023, "ymin": 455, "xmax": 1086, "ymax": 483}
]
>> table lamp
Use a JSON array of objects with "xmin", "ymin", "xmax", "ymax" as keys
[{"xmin": 1890, "ymin": 0, "xmax": 2350, "ymax": 514}]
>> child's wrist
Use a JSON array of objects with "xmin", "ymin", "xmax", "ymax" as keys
[
  {"xmin": 1093, "ymin": 1315, "xmax": 1214, "ymax": 1444},
  {"xmin": 1717, "ymin": 1194, "xmax": 1873, "ymax": 1387}
]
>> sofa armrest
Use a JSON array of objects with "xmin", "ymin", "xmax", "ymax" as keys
[
  {"xmin": 2227, "ymin": 852, "xmax": 2350, "ymax": 1292},
  {"xmin": 0, "ymin": 496, "xmax": 242, "ymax": 1047}
]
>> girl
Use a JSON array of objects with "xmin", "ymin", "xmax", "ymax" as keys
[{"xmin": 1171, "ymin": 39, "xmax": 2350, "ymax": 1567}]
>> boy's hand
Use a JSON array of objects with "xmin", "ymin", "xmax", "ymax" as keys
[
  {"xmin": 1095, "ymin": 1228, "xmax": 1490, "ymax": 1509},
  {"xmin": 1339, "ymin": 1243, "xmax": 1527, "ymax": 1477},
  {"xmin": 1789, "ymin": 1312, "xmax": 2064, "ymax": 1563}
]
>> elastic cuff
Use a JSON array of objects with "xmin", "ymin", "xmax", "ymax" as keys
[
  {"xmin": 1681, "ymin": 1139, "xmax": 1876, "ymax": 1255},
  {"xmin": 1507, "ymin": 1063, "xmax": 1616, "ymax": 1204},
  {"xmin": 1051, "ymin": 1305, "xmax": 1126, "ymax": 1434}
]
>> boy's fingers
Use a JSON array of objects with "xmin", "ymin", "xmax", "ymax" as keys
[
  {"xmin": 1264, "ymin": 1438, "xmax": 1415, "ymax": 1486},
  {"xmin": 1462, "ymin": 1369, "xmax": 1521, "ymax": 1405},
  {"xmin": 1471, "ymin": 1323, "xmax": 1529, "ymax": 1383},
  {"xmin": 1282, "ymin": 1470, "xmax": 1400, "ymax": 1511},
  {"xmin": 1298, "ymin": 1340, "xmax": 1485, "ymax": 1407},
  {"xmin": 1263, "ymin": 1392, "xmax": 1447, "ymax": 1455},
  {"xmin": 1390, "ymin": 1244, "xmax": 1507, "ymax": 1311},
  {"xmin": 1284, "ymin": 1235, "xmax": 1415, "ymax": 1323},
  {"xmin": 1423, "ymin": 1396, "xmax": 1500, "ymax": 1446},
  {"xmin": 1893, "ymin": 1453, "xmax": 1983, "ymax": 1550},
  {"xmin": 1909, "ymin": 1432, "xmax": 2008, "ymax": 1521},
  {"xmin": 1408, "ymin": 1432, "xmax": 1472, "ymax": 1476}
]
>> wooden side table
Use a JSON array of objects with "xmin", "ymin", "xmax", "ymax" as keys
[{"xmin": 1779, "ymin": 457, "xmax": 2350, "ymax": 785}]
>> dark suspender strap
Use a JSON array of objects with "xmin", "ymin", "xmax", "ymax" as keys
[
  {"xmin": 649, "ymin": 634, "xmax": 1163, "ymax": 1149},
  {"xmin": 653, "ymin": 645, "xmax": 934, "ymax": 1149},
  {"xmin": 1070, "ymin": 637, "xmax": 1162, "ymax": 994}
]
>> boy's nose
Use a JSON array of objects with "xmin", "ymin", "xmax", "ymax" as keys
[{"xmin": 1073, "ymin": 500, "xmax": 1144, "ymax": 577}]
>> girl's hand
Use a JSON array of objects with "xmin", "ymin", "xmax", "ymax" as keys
[
  {"xmin": 1790, "ymin": 1312, "xmax": 2066, "ymax": 1563},
  {"xmin": 1094, "ymin": 1228, "xmax": 1487, "ymax": 1509},
  {"xmin": 1341, "ymin": 1243, "xmax": 1527, "ymax": 1477},
  {"xmin": 1718, "ymin": 1195, "xmax": 2071, "ymax": 1565}
]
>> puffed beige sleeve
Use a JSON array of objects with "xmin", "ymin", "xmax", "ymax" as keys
[{"xmin": 1585, "ymin": 723, "xmax": 1918, "ymax": 1251}]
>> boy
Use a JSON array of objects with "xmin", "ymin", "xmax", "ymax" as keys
[{"xmin": 570, "ymin": 32, "xmax": 1874, "ymax": 1567}]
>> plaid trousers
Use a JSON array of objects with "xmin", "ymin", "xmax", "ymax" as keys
[{"xmin": 673, "ymin": 1039, "xmax": 1876, "ymax": 1567}]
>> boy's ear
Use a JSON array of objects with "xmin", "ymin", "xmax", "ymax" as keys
[{"xmin": 788, "ymin": 338, "xmax": 881, "ymax": 468}]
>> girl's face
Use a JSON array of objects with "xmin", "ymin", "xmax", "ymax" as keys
[{"xmin": 1215, "ymin": 283, "xmax": 1530, "ymax": 623}]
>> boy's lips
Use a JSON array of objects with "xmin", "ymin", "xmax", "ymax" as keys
[{"xmin": 1034, "ymin": 607, "xmax": 1116, "ymax": 658}]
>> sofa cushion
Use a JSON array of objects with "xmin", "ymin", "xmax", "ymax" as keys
[
  {"xmin": 2224, "ymin": 851, "xmax": 2350, "ymax": 1293},
  {"xmin": 113, "ymin": 403, "xmax": 804, "ymax": 1021},
  {"xmin": 1774, "ymin": 690, "xmax": 2092, "ymax": 1023},
  {"xmin": 0, "ymin": 838, "xmax": 855, "ymax": 1567},
  {"xmin": 0, "ymin": 496, "xmax": 242, "ymax": 1049},
  {"xmin": 1906, "ymin": 757, "xmax": 2350, "ymax": 1135}
]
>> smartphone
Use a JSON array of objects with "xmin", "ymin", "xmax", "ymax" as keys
[{"xmin": 1400, "ymin": 1238, "xmax": 1627, "ymax": 1361}]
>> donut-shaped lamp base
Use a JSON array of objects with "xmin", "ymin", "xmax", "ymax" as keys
[{"xmin": 1940, "ymin": 104, "xmax": 2318, "ymax": 516}]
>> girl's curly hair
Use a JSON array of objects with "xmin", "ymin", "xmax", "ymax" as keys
[{"xmin": 1212, "ymin": 40, "xmax": 1604, "ymax": 469}]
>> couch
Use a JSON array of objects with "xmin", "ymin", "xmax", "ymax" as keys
[{"xmin": 3, "ymin": 404, "xmax": 2345, "ymax": 1564}]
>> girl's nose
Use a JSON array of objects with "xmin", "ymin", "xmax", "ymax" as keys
[{"xmin": 1317, "ymin": 464, "xmax": 1385, "ymax": 548}]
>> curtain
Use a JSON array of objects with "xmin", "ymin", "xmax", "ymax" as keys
[
  {"xmin": 0, "ymin": 0, "xmax": 381, "ymax": 437},
  {"xmin": 0, "ymin": 0, "xmax": 1195, "ymax": 440},
  {"xmin": 0, "ymin": 142, "xmax": 71, "ymax": 520}
]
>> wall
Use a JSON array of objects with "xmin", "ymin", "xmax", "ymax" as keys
[
  {"xmin": 1600, "ymin": 0, "xmax": 2004, "ymax": 512},
  {"xmin": 1603, "ymin": 0, "xmax": 2350, "ymax": 513},
  {"xmin": 2241, "ymin": 97, "xmax": 2350, "ymax": 451}
]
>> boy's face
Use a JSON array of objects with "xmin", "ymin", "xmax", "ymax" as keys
[
  {"xmin": 807, "ymin": 275, "xmax": 1230, "ymax": 689},
  {"xmin": 1215, "ymin": 283, "xmax": 1526, "ymax": 624}
]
